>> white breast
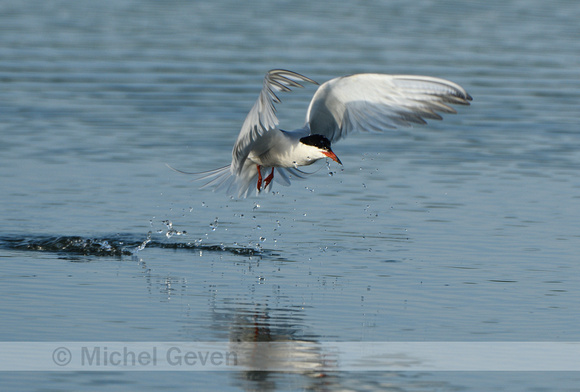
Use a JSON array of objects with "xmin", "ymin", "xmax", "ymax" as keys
[{"xmin": 247, "ymin": 128, "xmax": 319, "ymax": 168}]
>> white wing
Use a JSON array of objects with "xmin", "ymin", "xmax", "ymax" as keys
[
  {"xmin": 231, "ymin": 69, "xmax": 317, "ymax": 174},
  {"xmin": 305, "ymin": 74, "xmax": 472, "ymax": 143}
]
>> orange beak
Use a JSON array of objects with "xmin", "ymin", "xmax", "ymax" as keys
[{"xmin": 323, "ymin": 150, "xmax": 342, "ymax": 165}]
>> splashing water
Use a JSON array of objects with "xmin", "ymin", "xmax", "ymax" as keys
[
  {"xmin": 135, "ymin": 231, "xmax": 152, "ymax": 252},
  {"xmin": 0, "ymin": 234, "xmax": 266, "ymax": 258},
  {"xmin": 326, "ymin": 161, "xmax": 335, "ymax": 176},
  {"xmin": 161, "ymin": 220, "xmax": 187, "ymax": 238},
  {"xmin": 209, "ymin": 217, "xmax": 219, "ymax": 231}
]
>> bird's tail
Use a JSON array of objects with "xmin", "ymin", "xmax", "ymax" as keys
[
  {"xmin": 167, "ymin": 163, "xmax": 312, "ymax": 198},
  {"xmin": 167, "ymin": 163, "xmax": 237, "ymax": 193}
]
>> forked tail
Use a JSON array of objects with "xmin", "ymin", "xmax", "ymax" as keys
[{"xmin": 167, "ymin": 163, "xmax": 311, "ymax": 198}]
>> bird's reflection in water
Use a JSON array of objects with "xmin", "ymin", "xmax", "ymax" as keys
[{"xmin": 226, "ymin": 305, "xmax": 339, "ymax": 392}]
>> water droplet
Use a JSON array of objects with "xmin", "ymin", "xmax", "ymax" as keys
[
  {"xmin": 161, "ymin": 220, "xmax": 187, "ymax": 238},
  {"xmin": 209, "ymin": 217, "xmax": 219, "ymax": 231},
  {"xmin": 135, "ymin": 231, "xmax": 152, "ymax": 252}
]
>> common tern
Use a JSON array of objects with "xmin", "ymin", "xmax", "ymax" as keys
[{"xmin": 180, "ymin": 69, "xmax": 471, "ymax": 197}]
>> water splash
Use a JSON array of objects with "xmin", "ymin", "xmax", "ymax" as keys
[
  {"xmin": 161, "ymin": 220, "xmax": 187, "ymax": 238},
  {"xmin": 325, "ymin": 161, "xmax": 335, "ymax": 176},
  {"xmin": 135, "ymin": 231, "xmax": 152, "ymax": 252},
  {"xmin": 0, "ymin": 235, "xmax": 133, "ymax": 257},
  {"xmin": 0, "ymin": 234, "xmax": 271, "ymax": 258},
  {"xmin": 209, "ymin": 217, "xmax": 219, "ymax": 231}
]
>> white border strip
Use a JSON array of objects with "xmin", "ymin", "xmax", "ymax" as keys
[{"xmin": 1, "ymin": 342, "xmax": 579, "ymax": 371}]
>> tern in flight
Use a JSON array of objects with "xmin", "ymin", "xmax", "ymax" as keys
[{"xmin": 178, "ymin": 69, "xmax": 471, "ymax": 197}]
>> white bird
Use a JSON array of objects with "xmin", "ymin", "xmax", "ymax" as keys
[{"xmin": 180, "ymin": 69, "xmax": 471, "ymax": 198}]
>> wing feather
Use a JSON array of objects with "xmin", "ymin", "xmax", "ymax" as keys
[
  {"xmin": 231, "ymin": 69, "xmax": 317, "ymax": 174},
  {"xmin": 305, "ymin": 74, "xmax": 472, "ymax": 143}
]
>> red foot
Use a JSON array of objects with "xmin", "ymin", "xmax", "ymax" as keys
[
  {"xmin": 263, "ymin": 168, "xmax": 275, "ymax": 188},
  {"xmin": 256, "ymin": 165, "xmax": 263, "ymax": 191},
  {"xmin": 256, "ymin": 166, "xmax": 275, "ymax": 191}
]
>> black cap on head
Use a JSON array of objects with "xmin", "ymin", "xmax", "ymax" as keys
[{"xmin": 299, "ymin": 134, "xmax": 332, "ymax": 151}]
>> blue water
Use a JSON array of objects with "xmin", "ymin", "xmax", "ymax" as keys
[{"xmin": 1, "ymin": 0, "xmax": 580, "ymax": 390}]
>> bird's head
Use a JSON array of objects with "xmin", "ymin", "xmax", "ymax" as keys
[{"xmin": 299, "ymin": 134, "xmax": 342, "ymax": 165}]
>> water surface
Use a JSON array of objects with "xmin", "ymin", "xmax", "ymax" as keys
[{"xmin": 1, "ymin": 0, "xmax": 580, "ymax": 391}]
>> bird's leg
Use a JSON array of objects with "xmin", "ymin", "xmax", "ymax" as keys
[
  {"xmin": 256, "ymin": 165, "xmax": 263, "ymax": 191},
  {"xmin": 264, "ymin": 168, "xmax": 275, "ymax": 188}
]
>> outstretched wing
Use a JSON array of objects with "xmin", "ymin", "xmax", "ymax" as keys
[
  {"xmin": 231, "ymin": 69, "xmax": 318, "ymax": 173},
  {"xmin": 305, "ymin": 74, "xmax": 472, "ymax": 143}
]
